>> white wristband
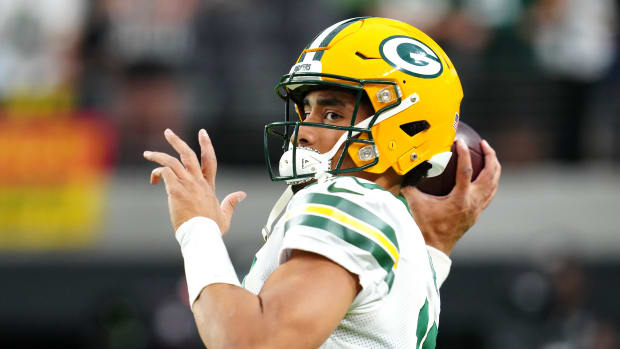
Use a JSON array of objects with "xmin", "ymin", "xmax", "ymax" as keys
[
  {"xmin": 426, "ymin": 246, "xmax": 452, "ymax": 288},
  {"xmin": 175, "ymin": 216, "xmax": 240, "ymax": 309}
]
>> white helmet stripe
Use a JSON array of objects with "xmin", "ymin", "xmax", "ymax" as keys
[{"xmin": 301, "ymin": 17, "xmax": 368, "ymax": 63}]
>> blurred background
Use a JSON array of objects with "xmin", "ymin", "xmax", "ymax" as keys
[{"xmin": 0, "ymin": 0, "xmax": 619, "ymax": 348}]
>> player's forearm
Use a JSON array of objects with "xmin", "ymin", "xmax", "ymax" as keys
[
  {"xmin": 192, "ymin": 284, "xmax": 269, "ymax": 349},
  {"xmin": 176, "ymin": 218, "xmax": 325, "ymax": 348},
  {"xmin": 175, "ymin": 217, "xmax": 265, "ymax": 347},
  {"xmin": 192, "ymin": 283, "xmax": 324, "ymax": 349}
]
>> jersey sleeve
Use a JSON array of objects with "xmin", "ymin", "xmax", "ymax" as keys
[
  {"xmin": 426, "ymin": 245, "xmax": 452, "ymax": 288},
  {"xmin": 278, "ymin": 177, "xmax": 401, "ymax": 304}
]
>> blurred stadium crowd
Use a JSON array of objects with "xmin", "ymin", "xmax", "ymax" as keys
[{"xmin": 1, "ymin": 0, "xmax": 619, "ymax": 348}]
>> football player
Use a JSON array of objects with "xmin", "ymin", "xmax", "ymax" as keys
[{"xmin": 144, "ymin": 17, "xmax": 500, "ymax": 348}]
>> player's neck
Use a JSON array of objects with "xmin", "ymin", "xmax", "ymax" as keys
[
  {"xmin": 349, "ymin": 169, "xmax": 402, "ymax": 196},
  {"xmin": 333, "ymin": 155, "xmax": 402, "ymax": 196}
]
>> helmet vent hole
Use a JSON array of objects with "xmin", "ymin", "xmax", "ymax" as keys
[
  {"xmin": 403, "ymin": 80, "xmax": 406, "ymax": 84},
  {"xmin": 400, "ymin": 120, "xmax": 430, "ymax": 137}
]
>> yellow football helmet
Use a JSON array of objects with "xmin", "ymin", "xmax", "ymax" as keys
[{"xmin": 264, "ymin": 17, "xmax": 463, "ymax": 184}]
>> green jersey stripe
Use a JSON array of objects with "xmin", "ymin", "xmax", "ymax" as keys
[
  {"xmin": 285, "ymin": 214, "xmax": 395, "ymax": 288},
  {"xmin": 423, "ymin": 323, "xmax": 438, "ymax": 349},
  {"xmin": 416, "ymin": 300, "xmax": 430, "ymax": 349},
  {"xmin": 384, "ymin": 268, "xmax": 395, "ymax": 289},
  {"xmin": 427, "ymin": 253, "xmax": 439, "ymax": 293},
  {"xmin": 297, "ymin": 192, "xmax": 399, "ymax": 251},
  {"xmin": 349, "ymin": 177, "xmax": 411, "ymax": 212}
]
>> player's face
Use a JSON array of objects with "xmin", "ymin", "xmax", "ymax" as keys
[{"xmin": 296, "ymin": 89, "xmax": 374, "ymax": 170}]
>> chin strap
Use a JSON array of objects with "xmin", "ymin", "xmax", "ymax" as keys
[{"xmin": 262, "ymin": 186, "xmax": 294, "ymax": 241}]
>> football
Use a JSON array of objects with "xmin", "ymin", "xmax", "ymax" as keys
[{"xmin": 416, "ymin": 121, "xmax": 484, "ymax": 196}]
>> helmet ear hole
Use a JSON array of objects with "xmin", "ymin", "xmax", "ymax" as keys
[{"xmin": 399, "ymin": 120, "xmax": 430, "ymax": 137}]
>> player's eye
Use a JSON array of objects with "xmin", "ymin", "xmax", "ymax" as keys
[{"xmin": 325, "ymin": 112, "xmax": 342, "ymax": 122}]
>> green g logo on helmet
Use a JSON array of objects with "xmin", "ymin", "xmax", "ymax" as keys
[{"xmin": 380, "ymin": 35, "xmax": 443, "ymax": 78}]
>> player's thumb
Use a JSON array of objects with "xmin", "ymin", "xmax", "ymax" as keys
[{"xmin": 220, "ymin": 191, "xmax": 247, "ymax": 222}]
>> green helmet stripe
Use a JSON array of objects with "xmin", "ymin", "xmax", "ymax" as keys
[
  {"xmin": 297, "ymin": 42, "xmax": 312, "ymax": 63},
  {"xmin": 313, "ymin": 17, "xmax": 368, "ymax": 61},
  {"xmin": 298, "ymin": 17, "xmax": 370, "ymax": 63}
]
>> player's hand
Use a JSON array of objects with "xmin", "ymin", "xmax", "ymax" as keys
[
  {"xmin": 401, "ymin": 139, "xmax": 501, "ymax": 256},
  {"xmin": 144, "ymin": 129, "xmax": 246, "ymax": 233}
]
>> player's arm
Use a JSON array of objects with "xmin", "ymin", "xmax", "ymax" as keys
[
  {"xmin": 193, "ymin": 249, "xmax": 359, "ymax": 349},
  {"xmin": 144, "ymin": 129, "xmax": 359, "ymax": 348},
  {"xmin": 402, "ymin": 139, "xmax": 501, "ymax": 255}
]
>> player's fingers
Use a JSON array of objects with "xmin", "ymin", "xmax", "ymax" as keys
[
  {"xmin": 163, "ymin": 129, "xmax": 202, "ymax": 179},
  {"xmin": 472, "ymin": 140, "xmax": 501, "ymax": 208},
  {"xmin": 480, "ymin": 139, "xmax": 496, "ymax": 159},
  {"xmin": 144, "ymin": 151, "xmax": 187, "ymax": 179},
  {"xmin": 150, "ymin": 167, "xmax": 163, "ymax": 185},
  {"xmin": 199, "ymin": 129, "xmax": 218, "ymax": 186},
  {"xmin": 220, "ymin": 191, "xmax": 247, "ymax": 231},
  {"xmin": 150, "ymin": 166, "xmax": 178, "ymax": 192},
  {"xmin": 478, "ymin": 140, "xmax": 500, "ymax": 174},
  {"xmin": 473, "ymin": 140, "xmax": 501, "ymax": 188},
  {"xmin": 452, "ymin": 139, "xmax": 473, "ymax": 195},
  {"xmin": 481, "ymin": 181, "xmax": 499, "ymax": 209}
]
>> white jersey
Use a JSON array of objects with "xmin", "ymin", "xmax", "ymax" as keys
[{"xmin": 243, "ymin": 176, "xmax": 441, "ymax": 349}]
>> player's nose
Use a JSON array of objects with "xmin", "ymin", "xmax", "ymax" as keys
[
  {"xmin": 295, "ymin": 125, "xmax": 316, "ymax": 147},
  {"xmin": 293, "ymin": 113, "xmax": 319, "ymax": 147}
]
